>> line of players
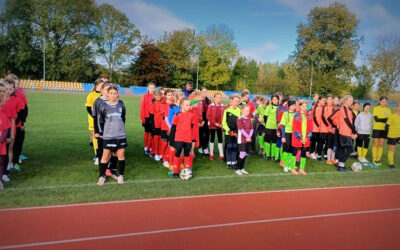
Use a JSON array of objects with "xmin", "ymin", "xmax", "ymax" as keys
[
  {"xmin": 140, "ymin": 83, "xmax": 400, "ymax": 178},
  {"xmin": 0, "ymin": 74, "xmax": 29, "ymax": 190}
]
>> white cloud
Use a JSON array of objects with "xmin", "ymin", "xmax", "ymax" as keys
[
  {"xmin": 97, "ymin": 0, "xmax": 195, "ymax": 39},
  {"xmin": 240, "ymin": 42, "xmax": 279, "ymax": 62},
  {"xmin": 274, "ymin": 0, "xmax": 400, "ymax": 40}
]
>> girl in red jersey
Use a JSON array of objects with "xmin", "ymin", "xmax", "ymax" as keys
[
  {"xmin": 206, "ymin": 92, "xmax": 225, "ymax": 160},
  {"xmin": 167, "ymin": 91, "xmax": 184, "ymax": 173},
  {"xmin": 3, "ymin": 79, "xmax": 24, "ymax": 174},
  {"xmin": 0, "ymin": 82, "xmax": 11, "ymax": 189},
  {"xmin": 140, "ymin": 82, "xmax": 155, "ymax": 155},
  {"xmin": 235, "ymin": 105, "xmax": 253, "ymax": 176},
  {"xmin": 6, "ymin": 74, "xmax": 28, "ymax": 165},
  {"xmin": 171, "ymin": 98, "xmax": 196, "ymax": 178},
  {"xmin": 160, "ymin": 89, "xmax": 174, "ymax": 168},
  {"xmin": 149, "ymin": 90, "xmax": 164, "ymax": 161},
  {"xmin": 291, "ymin": 100, "xmax": 313, "ymax": 176}
]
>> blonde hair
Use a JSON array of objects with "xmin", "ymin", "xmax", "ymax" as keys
[
  {"xmin": 174, "ymin": 90, "xmax": 184, "ymax": 102},
  {"xmin": 340, "ymin": 95, "xmax": 353, "ymax": 106}
]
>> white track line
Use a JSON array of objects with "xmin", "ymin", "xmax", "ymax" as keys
[
  {"xmin": 1, "ymin": 183, "xmax": 399, "ymax": 212},
  {"xmin": 1, "ymin": 207, "xmax": 399, "ymax": 249},
  {"xmin": 4, "ymin": 168, "xmax": 399, "ymax": 191}
]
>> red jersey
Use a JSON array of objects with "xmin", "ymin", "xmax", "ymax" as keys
[
  {"xmin": 150, "ymin": 99, "xmax": 163, "ymax": 129},
  {"xmin": 160, "ymin": 101, "xmax": 172, "ymax": 132},
  {"xmin": 15, "ymin": 88, "xmax": 27, "ymax": 105},
  {"xmin": 206, "ymin": 103, "xmax": 225, "ymax": 129},
  {"xmin": 1, "ymin": 100, "xmax": 17, "ymax": 120},
  {"xmin": 190, "ymin": 107, "xmax": 200, "ymax": 147},
  {"xmin": 0, "ymin": 110, "xmax": 11, "ymax": 155},
  {"xmin": 292, "ymin": 111, "xmax": 313, "ymax": 148},
  {"xmin": 172, "ymin": 111, "xmax": 196, "ymax": 143},
  {"xmin": 236, "ymin": 116, "xmax": 253, "ymax": 144},
  {"xmin": 140, "ymin": 92, "xmax": 154, "ymax": 124}
]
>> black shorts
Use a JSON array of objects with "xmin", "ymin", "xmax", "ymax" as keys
[
  {"xmin": 387, "ymin": 137, "xmax": 400, "ymax": 145},
  {"xmin": 326, "ymin": 133, "xmax": 334, "ymax": 149},
  {"xmin": 238, "ymin": 142, "xmax": 251, "ymax": 153},
  {"xmin": 339, "ymin": 135, "xmax": 353, "ymax": 147},
  {"xmin": 161, "ymin": 130, "xmax": 169, "ymax": 141},
  {"xmin": 144, "ymin": 117, "xmax": 153, "ymax": 133},
  {"xmin": 257, "ymin": 124, "xmax": 265, "ymax": 136},
  {"xmin": 264, "ymin": 128, "xmax": 277, "ymax": 143},
  {"xmin": 153, "ymin": 128, "xmax": 161, "ymax": 136},
  {"xmin": 174, "ymin": 141, "xmax": 192, "ymax": 157},
  {"xmin": 103, "ymin": 138, "xmax": 127, "ymax": 152},
  {"xmin": 372, "ymin": 129, "xmax": 387, "ymax": 139},
  {"xmin": 319, "ymin": 132, "xmax": 328, "ymax": 140},
  {"xmin": 282, "ymin": 133, "xmax": 292, "ymax": 153}
]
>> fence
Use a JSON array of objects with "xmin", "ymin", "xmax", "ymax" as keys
[{"xmin": 13, "ymin": 79, "xmax": 398, "ymax": 107}]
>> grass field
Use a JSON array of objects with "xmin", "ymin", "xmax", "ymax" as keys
[{"xmin": 0, "ymin": 92, "xmax": 399, "ymax": 208}]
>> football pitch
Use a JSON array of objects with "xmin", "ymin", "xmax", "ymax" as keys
[{"xmin": 0, "ymin": 92, "xmax": 399, "ymax": 208}]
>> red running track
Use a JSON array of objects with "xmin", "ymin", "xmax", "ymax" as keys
[{"xmin": 0, "ymin": 184, "xmax": 399, "ymax": 249}]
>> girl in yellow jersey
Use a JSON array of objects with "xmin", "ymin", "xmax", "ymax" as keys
[
  {"xmin": 85, "ymin": 79, "xmax": 103, "ymax": 164},
  {"xmin": 372, "ymin": 96, "xmax": 392, "ymax": 166},
  {"xmin": 386, "ymin": 103, "xmax": 400, "ymax": 169}
]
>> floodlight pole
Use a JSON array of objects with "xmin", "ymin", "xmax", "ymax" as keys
[
  {"xmin": 43, "ymin": 39, "xmax": 46, "ymax": 81},
  {"xmin": 196, "ymin": 58, "xmax": 199, "ymax": 90},
  {"xmin": 309, "ymin": 63, "xmax": 313, "ymax": 98}
]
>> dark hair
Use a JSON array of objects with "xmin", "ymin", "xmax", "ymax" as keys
[
  {"xmin": 147, "ymin": 82, "xmax": 155, "ymax": 87},
  {"xmin": 353, "ymin": 101, "xmax": 360, "ymax": 105},
  {"xmin": 186, "ymin": 81, "xmax": 193, "ymax": 87},
  {"xmin": 164, "ymin": 89, "xmax": 173, "ymax": 95},
  {"xmin": 379, "ymin": 95, "xmax": 388, "ymax": 101},
  {"xmin": 241, "ymin": 90, "xmax": 250, "ymax": 97},
  {"xmin": 363, "ymin": 102, "xmax": 371, "ymax": 109},
  {"xmin": 101, "ymin": 82, "xmax": 111, "ymax": 89},
  {"xmin": 108, "ymin": 85, "xmax": 119, "ymax": 92}
]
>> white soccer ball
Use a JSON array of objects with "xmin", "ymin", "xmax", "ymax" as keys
[
  {"xmin": 180, "ymin": 169, "xmax": 193, "ymax": 180},
  {"xmin": 351, "ymin": 162, "xmax": 362, "ymax": 172}
]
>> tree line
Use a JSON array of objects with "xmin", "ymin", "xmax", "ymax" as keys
[{"xmin": 0, "ymin": 1, "xmax": 398, "ymax": 98}]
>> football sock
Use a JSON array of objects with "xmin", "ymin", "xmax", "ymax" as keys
[
  {"xmin": 263, "ymin": 142, "xmax": 271, "ymax": 157},
  {"xmin": 388, "ymin": 151, "xmax": 394, "ymax": 165},
  {"xmin": 300, "ymin": 157, "xmax": 306, "ymax": 170},
  {"xmin": 357, "ymin": 147, "xmax": 363, "ymax": 158},
  {"xmin": 218, "ymin": 143, "xmax": 224, "ymax": 157},
  {"xmin": 377, "ymin": 146, "xmax": 384, "ymax": 161},
  {"xmin": 290, "ymin": 155, "xmax": 296, "ymax": 170},
  {"xmin": 282, "ymin": 152, "xmax": 288, "ymax": 167},
  {"xmin": 99, "ymin": 162, "xmax": 107, "ymax": 177},
  {"xmin": 258, "ymin": 136, "xmax": 264, "ymax": 149},
  {"xmin": 209, "ymin": 142, "xmax": 214, "ymax": 156},
  {"xmin": 184, "ymin": 156, "xmax": 192, "ymax": 169},
  {"xmin": 362, "ymin": 147, "xmax": 368, "ymax": 158},
  {"xmin": 271, "ymin": 143, "xmax": 277, "ymax": 159},
  {"xmin": 372, "ymin": 146, "xmax": 377, "ymax": 162},
  {"xmin": 92, "ymin": 137, "xmax": 98, "ymax": 156},
  {"xmin": 117, "ymin": 160, "xmax": 125, "ymax": 176},
  {"xmin": 173, "ymin": 157, "xmax": 180, "ymax": 174}
]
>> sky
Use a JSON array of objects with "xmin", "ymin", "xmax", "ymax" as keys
[{"xmin": 98, "ymin": 0, "xmax": 400, "ymax": 65}]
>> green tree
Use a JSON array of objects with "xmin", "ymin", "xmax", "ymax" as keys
[
  {"xmin": 351, "ymin": 65, "xmax": 373, "ymax": 99},
  {"xmin": 157, "ymin": 29, "xmax": 197, "ymax": 87},
  {"xmin": 94, "ymin": 3, "xmax": 140, "ymax": 81},
  {"xmin": 294, "ymin": 2, "xmax": 361, "ymax": 96},
  {"xmin": 198, "ymin": 24, "xmax": 239, "ymax": 89},
  {"xmin": 230, "ymin": 56, "xmax": 258, "ymax": 92},
  {"xmin": 369, "ymin": 37, "xmax": 400, "ymax": 98},
  {"xmin": 0, "ymin": 0, "xmax": 42, "ymax": 78},
  {"xmin": 199, "ymin": 45, "xmax": 230, "ymax": 89},
  {"xmin": 30, "ymin": 0, "xmax": 97, "ymax": 80},
  {"xmin": 129, "ymin": 40, "xmax": 168, "ymax": 86}
]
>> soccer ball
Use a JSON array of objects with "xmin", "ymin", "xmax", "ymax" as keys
[
  {"xmin": 351, "ymin": 162, "xmax": 362, "ymax": 172},
  {"xmin": 180, "ymin": 169, "xmax": 193, "ymax": 180}
]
